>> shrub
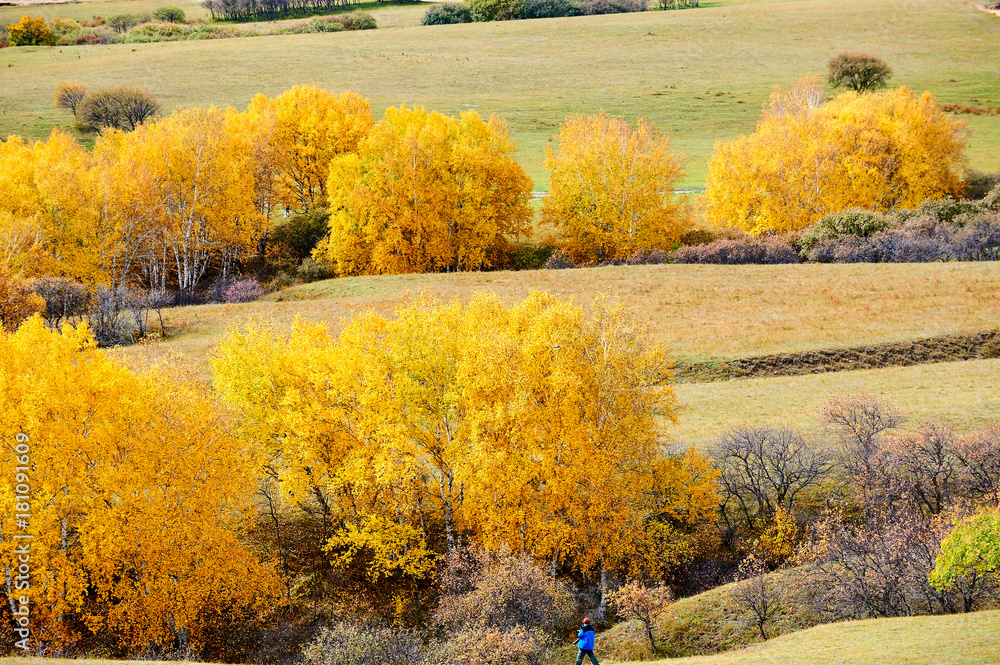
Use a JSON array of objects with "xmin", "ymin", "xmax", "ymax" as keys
[
  {"xmin": 7, "ymin": 15, "xmax": 55, "ymax": 46},
  {"xmin": 522, "ymin": 0, "xmax": 580, "ymax": 18},
  {"xmin": 421, "ymin": 3, "xmax": 473, "ymax": 25},
  {"xmin": 29, "ymin": 276, "xmax": 89, "ymax": 329},
  {"xmin": 544, "ymin": 249, "xmax": 576, "ymax": 269},
  {"xmin": 151, "ymin": 6, "xmax": 186, "ymax": 22},
  {"xmin": 295, "ymin": 258, "xmax": 332, "ymax": 282},
  {"xmin": 509, "ymin": 244, "xmax": 554, "ymax": 270},
  {"xmin": 74, "ymin": 31, "xmax": 110, "ymax": 44},
  {"xmin": 625, "ymin": 248, "xmax": 671, "ymax": 265},
  {"xmin": 108, "ymin": 13, "xmax": 150, "ymax": 33},
  {"xmin": 673, "ymin": 237, "xmax": 799, "ymax": 264},
  {"xmin": 54, "ymin": 82, "xmax": 87, "ymax": 114},
  {"xmin": 964, "ymin": 170, "xmax": 1000, "ymax": 200},
  {"xmin": 577, "ymin": 0, "xmax": 646, "ymax": 14},
  {"xmin": 49, "ymin": 17, "xmax": 81, "ymax": 35},
  {"xmin": 346, "ymin": 11, "xmax": 377, "ymax": 29},
  {"xmin": 827, "ymin": 52, "xmax": 893, "ymax": 92},
  {"xmin": 0, "ymin": 264, "xmax": 45, "ymax": 332},
  {"xmin": 303, "ymin": 16, "xmax": 345, "ymax": 32},
  {"xmin": 946, "ymin": 216, "xmax": 1000, "ymax": 261},
  {"xmin": 799, "ymin": 208, "xmax": 890, "ymax": 253},
  {"xmin": 123, "ymin": 21, "xmax": 190, "ymax": 42},
  {"xmin": 224, "ymin": 279, "xmax": 265, "ymax": 303},
  {"xmin": 431, "ymin": 625, "xmax": 549, "ymax": 665},
  {"xmin": 303, "ymin": 622, "xmax": 423, "ymax": 665},
  {"xmin": 468, "ymin": 0, "xmax": 524, "ymax": 21},
  {"xmin": 76, "ymin": 87, "xmax": 161, "ymax": 131}
]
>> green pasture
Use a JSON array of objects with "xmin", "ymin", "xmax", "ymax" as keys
[{"xmin": 2, "ymin": 0, "xmax": 999, "ymax": 188}]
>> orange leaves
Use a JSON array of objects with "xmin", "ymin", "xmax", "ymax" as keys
[
  {"xmin": 543, "ymin": 111, "xmax": 691, "ymax": 262},
  {"xmin": 0, "ymin": 320, "xmax": 280, "ymax": 651},
  {"xmin": 318, "ymin": 105, "xmax": 532, "ymax": 276},
  {"xmin": 706, "ymin": 85, "xmax": 967, "ymax": 233}
]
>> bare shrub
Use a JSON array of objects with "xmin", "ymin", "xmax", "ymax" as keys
[
  {"xmin": 54, "ymin": 82, "xmax": 86, "ymax": 114},
  {"xmin": 29, "ymin": 276, "xmax": 89, "ymax": 329},
  {"xmin": 732, "ymin": 548, "xmax": 782, "ymax": 640},
  {"xmin": 886, "ymin": 423, "xmax": 961, "ymax": 517},
  {"xmin": 607, "ymin": 582, "xmax": 670, "ymax": 654},
  {"xmin": 224, "ymin": 279, "xmax": 264, "ymax": 303},
  {"xmin": 544, "ymin": 249, "xmax": 576, "ymax": 269},
  {"xmin": 76, "ymin": 87, "xmax": 161, "ymax": 132},
  {"xmin": 955, "ymin": 425, "xmax": 1000, "ymax": 499},
  {"xmin": 946, "ymin": 215, "xmax": 1000, "ymax": 261},
  {"xmin": 672, "ymin": 237, "xmax": 798, "ymax": 264},
  {"xmin": 434, "ymin": 548, "xmax": 577, "ymax": 637},
  {"xmin": 429, "ymin": 625, "xmax": 549, "ymax": 665},
  {"xmin": 303, "ymin": 623, "xmax": 423, "ymax": 665},
  {"xmin": 713, "ymin": 425, "xmax": 834, "ymax": 533},
  {"xmin": 625, "ymin": 248, "xmax": 671, "ymax": 265}
]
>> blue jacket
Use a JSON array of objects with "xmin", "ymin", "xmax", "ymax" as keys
[{"xmin": 577, "ymin": 625, "xmax": 595, "ymax": 650}]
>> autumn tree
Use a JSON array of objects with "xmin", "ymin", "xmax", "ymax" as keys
[
  {"xmin": 7, "ymin": 15, "xmax": 53, "ymax": 46},
  {"xmin": 0, "ymin": 318, "xmax": 281, "ymax": 654},
  {"xmin": 930, "ymin": 507, "xmax": 1000, "ymax": 600},
  {"xmin": 53, "ymin": 82, "xmax": 86, "ymax": 115},
  {"xmin": 543, "ymin": 112, "xmax": 690, "ymax": 261},
  {"xmin": 828, "ymin": 52, "xmax": 893, "ymax": 93},
  {"xmin": 705, "ymin": 85, "xmax": 966, "ymax": 233},
  {"xmin": 317, "ymin": 105, "xmax": 532, "ymax": 275},
  {"xmin": 75, "ymin": 87, "xmax": 161, "ymax": 132},
  {"xmin": 732, "ymin": 548, "xmax": 782, "ymax": 640},
  {"xmin": 0, "ymin": 263, "xmax": 44, "ymax": 330},
  {"xmin": 608, "ymin": 582, "xmax": 671, "ymax": 654},
  {"xmin": 212, "ymin": 293, "xmax": 718, "ymax": 612},
  {"xmin": 245, "ymin": 85, "xmax": 373, "ymax": 212}
]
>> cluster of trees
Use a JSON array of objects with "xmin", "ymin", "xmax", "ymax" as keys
[
  {"xmin": 705, "ymin": 82, "xmax": 967, "ymax": 233},
  {"xmin": 201, "ymin": 0, "xmax": 365, "ymax": 22},
  {"xmin": 1, "ymin": 292, "xmax": 721, "ymax": 660},
  {"xmin": 55, "ymin": 83, "xmax": 161, "ymax": 132},
  {"xmin": 709, "ymin": 394, "xmax": 1000, "ymax": 644},
  {"xmin": 422, "ymin": 0, "xmax": 650, "ymax": 25}
]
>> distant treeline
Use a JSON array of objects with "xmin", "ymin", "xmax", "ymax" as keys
[{"xmin": 202, "ymin": 0, "xmax": 364, "ymax": 22}]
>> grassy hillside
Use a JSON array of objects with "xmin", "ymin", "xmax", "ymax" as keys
[
  {"xmin": 118, "ymin": 262, "xmax": 1000, "ymax": 375},
  {"xmin": 619, "ymin": 610, "xmax": 1000, "ymax": 665},
  {"xmin": 674, "ymin": 357, "xmax": 1000, "ymax": 449},
  {"xmin": 3, "ymin": 0, "xmax": 999, "ymax": 188}
]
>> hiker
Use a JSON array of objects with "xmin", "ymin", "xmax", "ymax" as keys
[{"xmin": 574, "ymin": 617, "xmax": 599, "ymax": 665}]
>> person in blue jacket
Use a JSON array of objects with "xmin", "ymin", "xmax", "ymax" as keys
[{"xmin": 574, "ymin": 618, "xmax": 599, "ymax": 665}]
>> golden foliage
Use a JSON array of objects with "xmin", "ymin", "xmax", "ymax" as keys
[
  {"xmin": 0, "ymin": 319, "xmax": 281, "ymax": 650},
  {"xmin": 318, "ymin": 105, "xmax": 532, "ymax": 275},
  {"xmin": 0, "ymin": 264, "xmax": 44, "ymax": 331},
  {"xmin": 245, "ymin": 85, "xmax": 373, "ymax": 212},
  {"xmin": 542, "ymin": 111, "xmax": 691, "ymax": 261},
  {"xmin": 213, "ymin": 293, "xmax": 717, "ymax": 579},
  {"xmin": 706, "ymin": 85, "xmax": 966, "ymax": 234}
]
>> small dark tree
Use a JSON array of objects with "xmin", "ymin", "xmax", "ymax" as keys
[
  {"xmin": 76, "ymin": 87, "xmax": 161, "ymax": 132},
  {"xmin": 827, "ymin": 52, "xmax": 893, "ymax": 93},
  {"xmin": 54, "ymin": 82, "xmax": 87, "ymax": 115},
  {"xmin": 732, "ymin": 548, "xmax": 782, "ymax": 640}
]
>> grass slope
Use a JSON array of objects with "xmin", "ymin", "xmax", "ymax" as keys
[
  {"xmin": 3, "ymin": 0, "xmax": 1000, "ymax": 188},
  {"xmin": 620, "ymin": 610, "xmax": 1000, "ymax": 665},
  {"xmin": 119, "ymin": 262, "xmax": 1000, "ymax": 375},
  {"xmin": 673, "ymin": 357, "xmax": 1000, "ymax": 449}
]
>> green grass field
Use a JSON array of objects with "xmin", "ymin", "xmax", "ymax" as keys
[
  {"xmin": 618, "ymin": 610, "xmax": 1000, "ymax": 665},
  {"xmin": 3, "ymin": 0, "xmax": 999, "ymax": 188}
]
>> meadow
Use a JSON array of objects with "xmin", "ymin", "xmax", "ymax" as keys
[
  {"xmin": 621, "ymin": 610, "xmax": 1000, "ymax": 665},
  {"xmin": 120, "ymin": 261, "xmax": 1000, "ymax": 373},
  {"xmin": 3, "ymin": 0, "xmax": 1000, "ymax": 188}
]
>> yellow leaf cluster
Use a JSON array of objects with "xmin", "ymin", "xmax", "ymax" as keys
[
  {"xmin": 317, "ymin": 105, "xmax": 533, "ymax": 275},
  {"xmin": 542, "ymin": 111, "xmax": 691, "ymax": 261},
  {"xmin": 212, "ymin": 293, "xmax": 718, "ymax": 579},
  {"xmin": 705, "ymin": 85, "xmax": 966, "ymax": 234},
  {"xmin": 0, "ymin": 318, "xmax": 280, "ymax": 650}
]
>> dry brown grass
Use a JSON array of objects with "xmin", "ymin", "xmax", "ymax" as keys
[{"xmin": 119, "ymin": 262, "xmax": 1000, "ymax": 379}]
